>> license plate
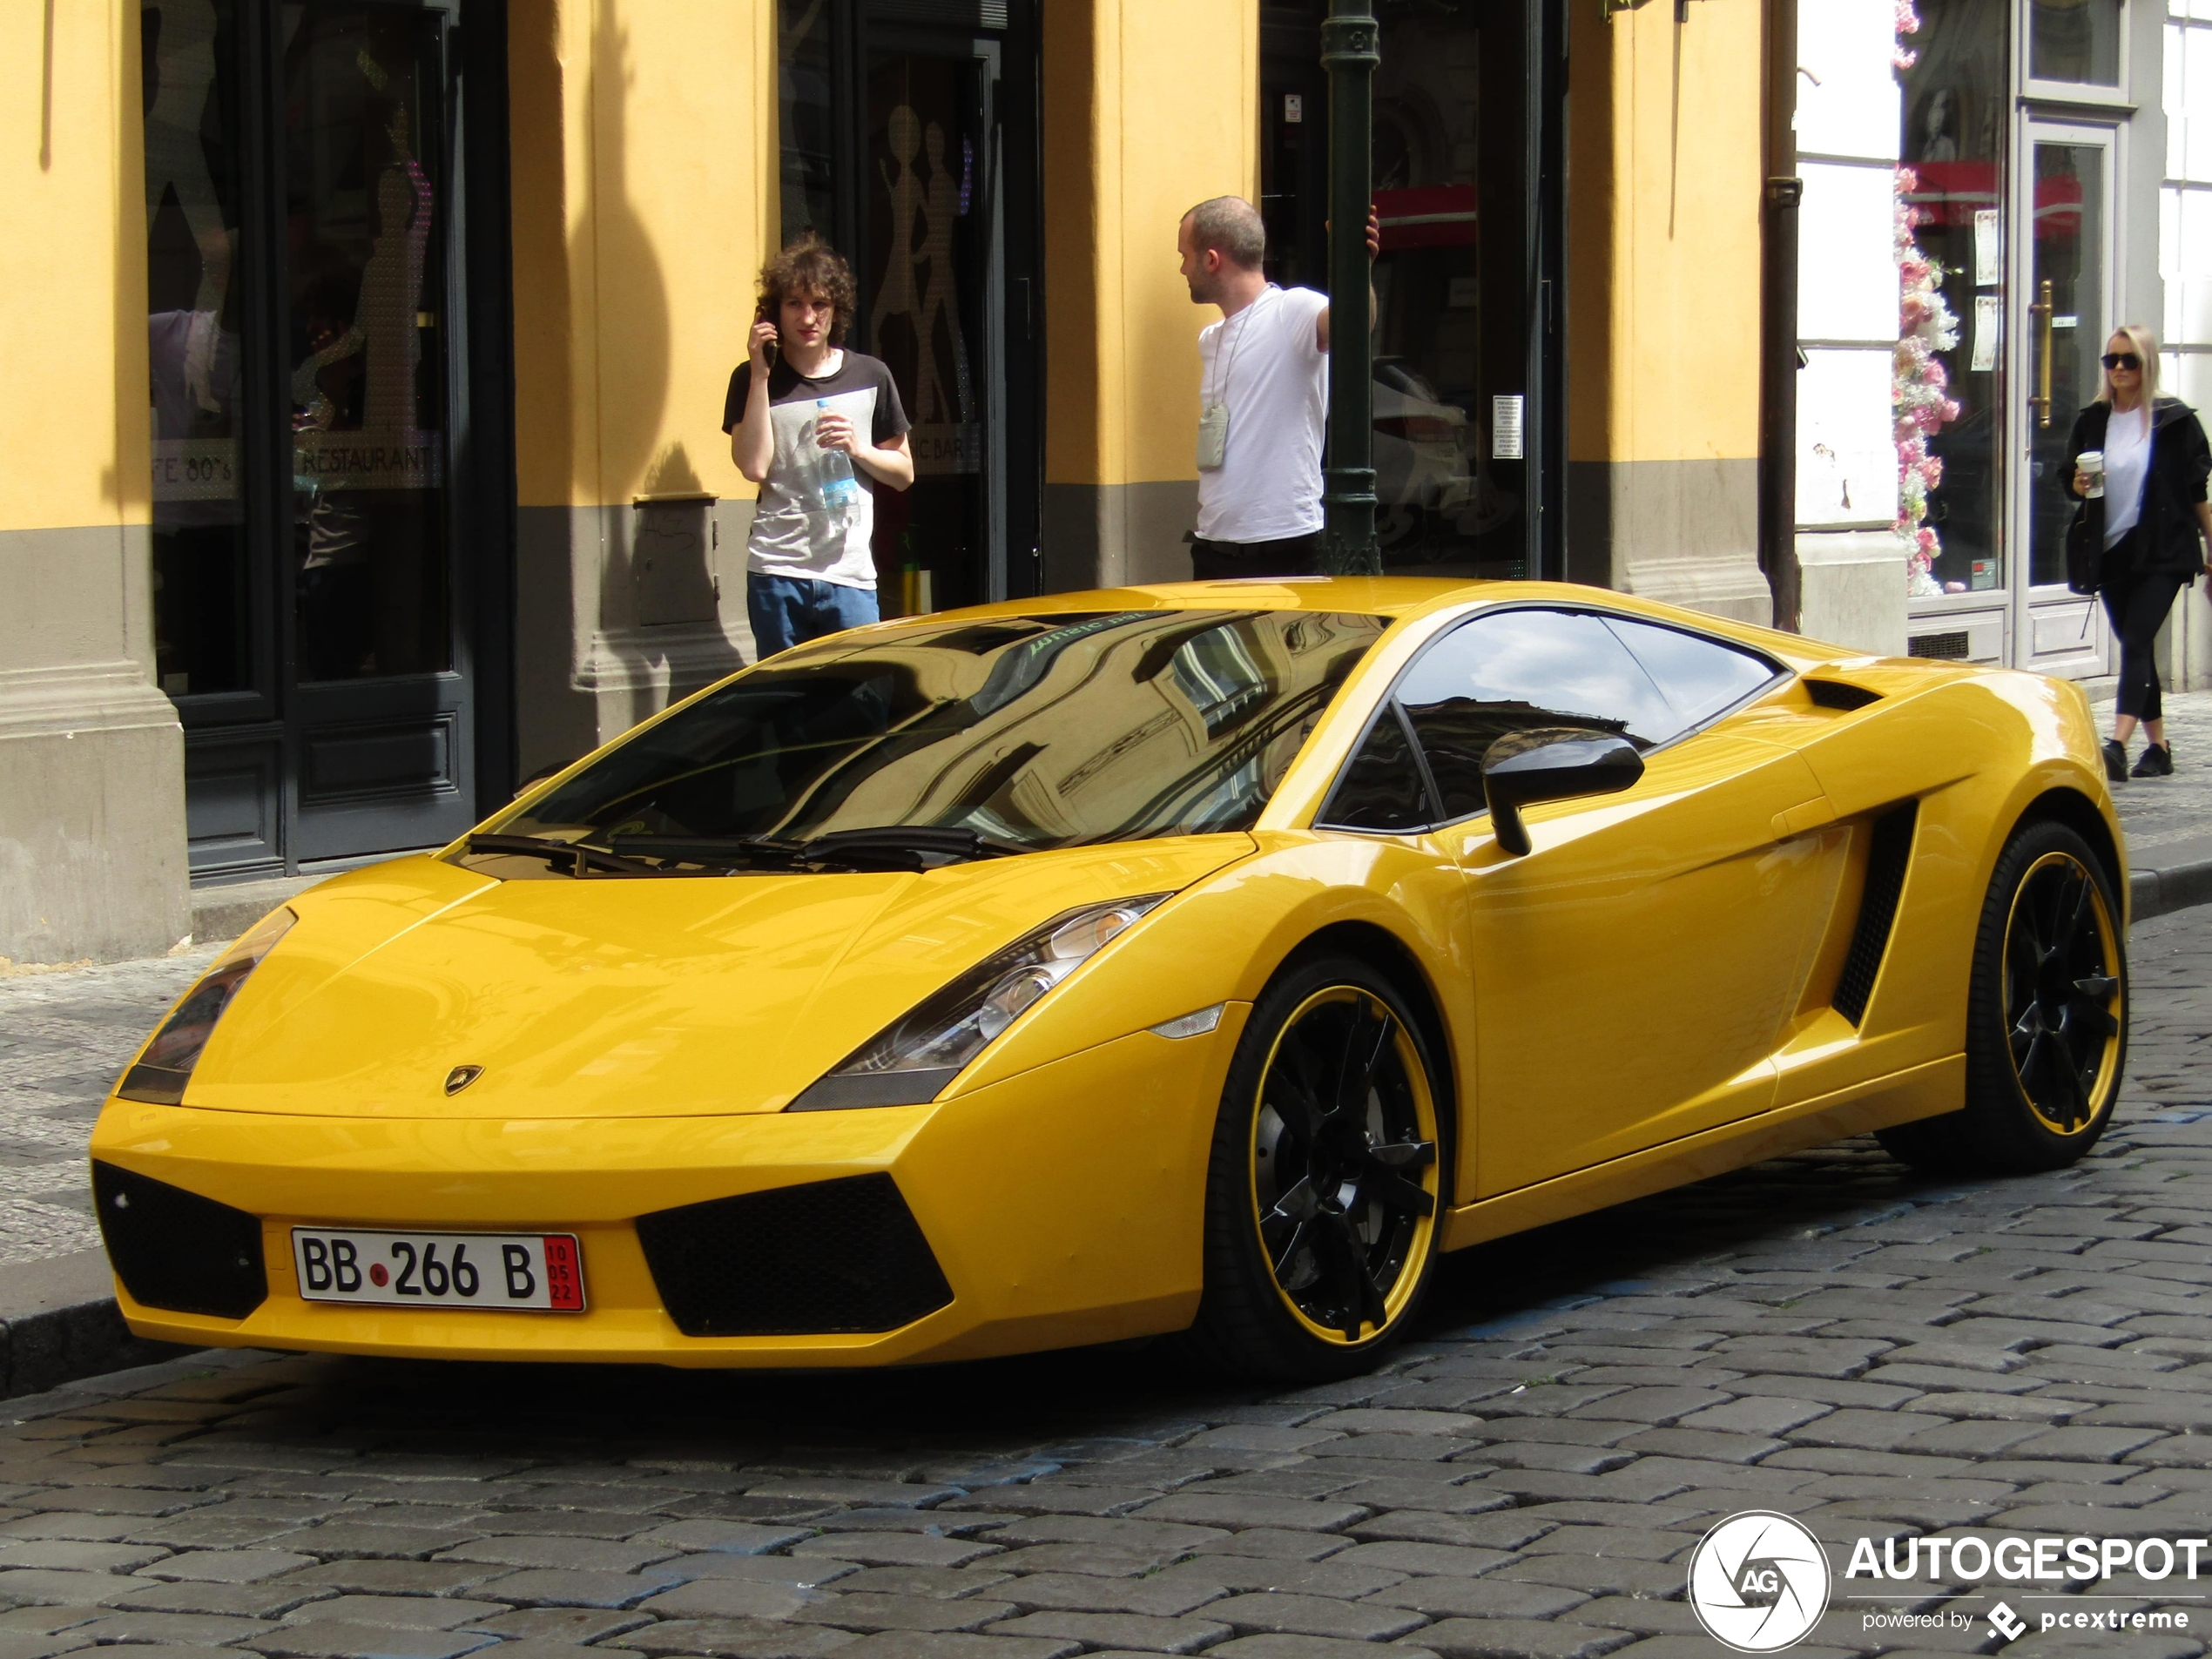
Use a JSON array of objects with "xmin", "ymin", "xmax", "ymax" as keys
[{"xmin": 292, "ymin": 1229, "xmax": 585, "ymax": 1312}]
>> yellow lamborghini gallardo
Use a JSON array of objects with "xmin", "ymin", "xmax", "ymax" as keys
[{"xmin": 91, "ymin": 579, "xmax": 2128, "ymax": 1379}]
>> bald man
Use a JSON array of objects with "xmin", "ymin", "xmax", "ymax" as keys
[{"xmin": 1177, "ymin": 196, "xmax": 1377, "ymax": 580}]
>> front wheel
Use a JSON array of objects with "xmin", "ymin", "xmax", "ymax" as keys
[
  {"xmin": 1188, "ymin": 954, "xmax": 1447, "ymax": 1380},
  {"xmin": 1878, "ymin": 819, "xmax": 2127, "ymax": 1173}
]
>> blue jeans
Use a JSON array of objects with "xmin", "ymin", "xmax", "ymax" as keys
[{"xmin": 746, "ymin": 572, "xmax": 880, "ymax": 658}]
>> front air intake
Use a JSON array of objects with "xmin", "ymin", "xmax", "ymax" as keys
[
  {"xmin": 92, "ymin": 1162, "xmax": 267, "ymax": 1319},
  {"xmin": 1832, "ymin": 803, "xmax": 1919, "ymax": 1027},
  {"xmin": 636, "ymin": 1174, "xmax": 954, "ymax": 1337}
]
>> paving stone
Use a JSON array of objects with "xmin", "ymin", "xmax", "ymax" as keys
[
  {"xmin": 472, "ymin": 1568, "xmax": 675, "ymax": 1608},
  {"xmin": 1203, "ymin": 1639, "xmax": 1441, "ymax": 1659},
  {"xmin": 1186, "ymin": 1530, "xmax": 1351, "ymax": 1563},
  {"xmin": 1346, "ymin": 1510, "xmax": 1557, "ymax": 1551},
  {"xmin": 1413, "ymin": 1618, "xmax": 1640, "ymax": 1659},
  {"xmin": 787, "ymin": 1534, "xmax": 1001, "ymax": 1569},
  {"xmin": 140, "ymin": 1548, "xmax": 320, "ymax": 1582},
  {"xmin": 0, "ymin": 1569, "xmax": 138, "ymax": 1607},
  {"xmin": 65, "ymin": 1609, "xmax": 275, "ymax": 1645},
  {"xmin": 2005, "ymin": 1426, "xmax": 2172, "ymax": 1462},
  {"xmin": 436, "ymin": 1537, "xmax": 674, "ymax": 1574},
  {"xmin": 1147, "ymin": 1555, "xmax": 1403, "ymax": 1598},
  {"xmin": 109, "ymin": 1578, "xmax": 336, "ymax": 1619},
  {"xmin": 608, "ymin": 1615, "xmax": 861, "ymax": 1657},
  {"xmin": 981, "ymin": 1609, "xmax": 1234, "ymax": 1653},
  {"xmin": 633, "ymin": 1581, "xmax": 833, "ymax": 1622},
  {"xmin": 1193, "ymin": 1591, "xmax": 1426, "ymax": 1641},
  {"xmin": 822, "ymin": 1634, "xmax": 1079, "ymax": 1659},
  {"xmin": 785, "ymin": 1593, "xmax": 1018, "ymax": 1632},
  {"xmin": 244, "ymin": 1621, "xmax": 501, "ymax": 1659},
  {"xmin": 1330, "ymin": 1540, "xmax": 1509, "ymax": 1578},
  {"xmin": 464, "ymin": 1607, "xmax": 650, "ymax": 1642},
  {"xmin": 1363, "ymin": 1574, "xmax": 1588, "ymax": 1619},
  {"xmin": 1128, "ymin": 1494, "xmax": 1367, "ymax": 1533},
  {"xmin": 282, "ymin": 1596, "xmax": 511, "ymax": 1629},
  {"xmin": 271, "ymin": 1561, "xmax": 511, "ymax": 1597},
  {"xmin": 636, "ymin": 1522, "xmax": 815, "ymax": 1555},
  {"xmin": 987, "ymin": 1573, "xmax": 1224, "ymax": 1618}
]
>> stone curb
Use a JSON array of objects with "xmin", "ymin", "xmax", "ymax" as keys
[
  {"xmin": 0, "ymin": 1250, "xmax": 185, "ymax": 1404},
  {"xmin": 2132, "ymin": 855, "xmax": 2212, "ymax": 923}
]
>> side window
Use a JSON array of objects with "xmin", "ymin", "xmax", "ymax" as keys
[
  {"xmin": 1320, "ymin": 705, "xmax": 1435, "ymax": 832},
  {"xmin": 1396, "ymin": 609, "xmax": 1677, "ymax": 819},
  {"xmin": 1602, "ymin": 615, "xmax": 1779, "ymax": 731}
]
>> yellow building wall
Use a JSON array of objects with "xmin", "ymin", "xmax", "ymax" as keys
[
  {"xmin": 509, "ymin": 0, "xmax": 774, "ymax": 511},
  {"xmin": 1566, "ymin": 0, "xmax": 1771, "ymax": 623},
  {"xmin": 1043, "ymin": 0, "xmax": 1258, "ymax": 583},
  {"xmin": 1568, "ymin": 0, "xmax": 1764, "ymax": 469},
  {"xmin": 0, "ymin": 1, "xmax": 146, "ymax": 537}
]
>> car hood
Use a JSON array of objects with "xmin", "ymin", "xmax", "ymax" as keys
[{"xmin": 171, "ymin": 836, "xmax": 1255, "ymax": 1119}]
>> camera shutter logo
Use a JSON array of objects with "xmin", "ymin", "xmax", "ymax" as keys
[{"xmin": 1688, "ymin": 1511, "xmax": 1832, "ymax": 1653}]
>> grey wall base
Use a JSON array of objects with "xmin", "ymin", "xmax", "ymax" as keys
[
  {"xmin": 0, "ymin": 526, "xmax": 189, "ymax": 966},
  {"xmin": 1798, "ymin": 528, "xmax": 1909, "ymax": 658},
  {"xmin": 514, "ymin": 502, "xmax": 759, "ymax": 784},
  {"xmin": 1565, "ymin": 458, "xmax": 1773, "ymax": 626},
  {"xmin": 0, "ymin": 1251, "xmax": 183, "ymax": 1403},
  {"xmin": 1042, "ymin": 482, "xmax": 1200, "ymax": 595}
]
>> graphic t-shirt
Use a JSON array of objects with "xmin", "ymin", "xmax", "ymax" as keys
[
  {"xmin": 1195, "ymin": 284, "xmax": 1331, "ymax": 543},
  {"xmin": 723, "ymin": 351, "xmax": 910, "ymax": 588}
]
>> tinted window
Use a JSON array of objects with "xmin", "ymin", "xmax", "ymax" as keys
[
  {"xmin": 1320, "ymin": 705, "xmax": 1434, "ymax": 833},
  {"xmin": 1396, "ymin": 609, "xmax": 1676, "ymax": 819},
  {"xmin": 1602, "ymin": 616, "xmax": 1777, "ymax": 731},
  {"xmin": 489, "ymin": 610, "xmax": 1387, "ymax": 864}
]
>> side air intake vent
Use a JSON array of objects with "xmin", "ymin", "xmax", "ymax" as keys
[
  {"xmin": 637, "ymin": 1174, "xmax": 954, "ymax": 1337},
  {"xmin": 1804, "ymin": 678, "xmax": 1882, "ymax": 711},
  {"xmin": 92, "ymin": 1162, "xmax": 266, "ymax": 1319},
  {"xmin": 1833, "ymin": 803, "xmax": 1919, "ymax": 1026}
]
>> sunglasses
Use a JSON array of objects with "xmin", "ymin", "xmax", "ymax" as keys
[{"xmin": 2103, "ymin": 352, "xmax": 2142, "ymax": 371}]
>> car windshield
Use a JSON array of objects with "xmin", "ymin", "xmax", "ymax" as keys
[{"xmin": 469, "ymin": 610, "xmax": 1388, "ymax": 875}]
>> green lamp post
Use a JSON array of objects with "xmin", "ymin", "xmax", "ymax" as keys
[{"xmin": 1319, "ymin": 1, "xmax": 1380, "ymax": 577}]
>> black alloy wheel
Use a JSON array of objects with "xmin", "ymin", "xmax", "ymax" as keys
[
  {"xmin": 1879, "ymin": 818, "xmax": 2126, "ymax": 1173},
  {"xmin": 1190, "ymin": 953, "xmax": 1447, "ymax": 1379}
]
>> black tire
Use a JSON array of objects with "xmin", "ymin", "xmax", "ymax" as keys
[
  {"xmin": 1187, "ymin": 953, "xmax": 1449, "ymax": 1381},
  {"xmin": 1877, "ymin": 818, "xmax": 2127, "ymax": 1174}
]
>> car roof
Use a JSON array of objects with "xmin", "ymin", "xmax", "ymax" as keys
[{"xmin": 912, "ymin": 577, "xmax": 1861, "ymax": 673}]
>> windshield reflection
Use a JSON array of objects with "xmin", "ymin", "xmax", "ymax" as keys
[{"xmin": 466, "ymin": 610, "xmax": 1388, "ymax": 877}]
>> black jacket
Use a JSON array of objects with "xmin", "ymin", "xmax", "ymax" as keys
[{"xmin": 2067, "ymin": 396, "xmax": 2212, "ymax": 581}]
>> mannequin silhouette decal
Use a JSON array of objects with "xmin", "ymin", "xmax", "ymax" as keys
[
  {"xmin": 873, "ymin": 101, "xmax": 977, "ymax": 475},
  {"xmin": 143, "ymin": 0, "xmax": 233, "ymax": 416}
]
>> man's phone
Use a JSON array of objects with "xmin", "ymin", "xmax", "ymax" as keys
[{"xmin": 755, "ymin": 300, "xmax": 779, "ymax": 368}]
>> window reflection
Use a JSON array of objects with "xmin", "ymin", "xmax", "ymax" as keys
[
  {"xmin": 282, "ymin": 5, "xmax": 450, "ymax": 682},
  {"xmin": 2030, "ymin": 0, "xmax": 2121, "ymax": 86},
  {"xmin": 778, "ymin": 0, "xmax": 837, "ymax": 244},
  {"xmin": 144, "ymin": 0, "xmax": 248, "ymax": 700}
]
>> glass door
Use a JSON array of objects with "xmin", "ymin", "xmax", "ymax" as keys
[
  {"xmin": 2013, "ymin": 122, "xmax": 2114, "ymax": 676},
  {"xmin": 280, "ymin": 1, "xmax": 475, "ymax": 862},
  {"xmin": 150, "ymin": 0, "xmax": 480, "ymax": 880}
]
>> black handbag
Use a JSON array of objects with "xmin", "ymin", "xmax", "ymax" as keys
[{"xmin": 2065, "ymin": 498, "xmax": 2105, "ymax": 596}]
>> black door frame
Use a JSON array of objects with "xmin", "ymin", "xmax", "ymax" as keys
[
  {"xmin": 789, "ymin": 0, "xmax": 1044, "ymax": 601},
  {"xmin": 167, "ymin": 0, "xmax": 515, "ymax": 882},
  {"xmin": 1258, "ymin": 0, "xmax": 1566, "ymax": 583}
]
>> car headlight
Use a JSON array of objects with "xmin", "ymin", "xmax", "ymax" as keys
[
  {"xmin": 788, "ymin": 894, "xmax": 1170, "ymax": 1110},
  {"xmin": 116, "ymin": 907, "xmax": 297, "ymax": 1107}
]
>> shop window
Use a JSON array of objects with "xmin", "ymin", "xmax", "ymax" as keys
[
  {"xmin": 144, "ymin": 0, "xmax": 249, "ymax": 700},
  {"xmin": 1900, "ymin": 0, "xmax": 2008, "ymax": 597}
]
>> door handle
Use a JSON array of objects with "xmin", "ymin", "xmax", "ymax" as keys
[{"xmin": 2030, "ymin": 279, "xmax": 2054, "ymax": 429}]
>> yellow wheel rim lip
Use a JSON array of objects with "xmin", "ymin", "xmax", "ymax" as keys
[
  {"xmin": 1248, "ymin": 984, "xmax": 1441, "ymax": 1347},
  {"xmin": 2000, "ymin": 849, "xmax": 2124, "ymax": 1137}
]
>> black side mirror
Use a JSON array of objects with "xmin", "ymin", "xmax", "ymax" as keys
[{"xmin": 1480, "ymin": 728, "xmax": 1645, "ymax": 857}]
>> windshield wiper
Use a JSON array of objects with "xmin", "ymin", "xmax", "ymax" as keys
[
  {"xmin": 465, "ymin": 833, "xmax": 666, "ymax": 878},
  {"xmin": 605, "ymin": 825, "xmax": 1028, "ymax": 874}
]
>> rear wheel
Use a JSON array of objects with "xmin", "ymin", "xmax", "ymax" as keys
[
  {"xmin": 1878, "ymin": 819, "xmax": 2126, "ymax": 1173},
  {"xmin": 1189, "ymin": 954, "xmax": 1447, "ymax": 1380}
]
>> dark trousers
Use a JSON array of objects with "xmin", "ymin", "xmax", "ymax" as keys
[
  {"xmin": 1189, "ymin": 530, "xmax": 1324, "ymax": 581},
  {"xmin": 2101, "ymin": 532, "xmax": 2186, "ymax": 723}
]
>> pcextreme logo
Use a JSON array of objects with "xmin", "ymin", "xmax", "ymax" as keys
[{"xmin": 1687, "ymin": 1512, "xmax": 1833, "ymax": 1652}]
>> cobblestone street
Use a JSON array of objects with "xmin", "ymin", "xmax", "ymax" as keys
[{"xmin": 0, "ymin": 910, "xmax": 2195, "ymax": 1658}]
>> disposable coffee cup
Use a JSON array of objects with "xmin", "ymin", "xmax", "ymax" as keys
[{"xmin": 2079, "ymin": 449, "xmax": 2106, "ymax": 499}]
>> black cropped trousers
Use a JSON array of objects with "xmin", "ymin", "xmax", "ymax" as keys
[{"xmin": 2100, "ymin": 531, "xmax": 2187, "ymax": 724}]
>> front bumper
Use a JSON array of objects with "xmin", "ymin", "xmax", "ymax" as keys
[{"xmin": 88, "ymin": 1015, "xmax": 1245, "ymax": 1367}]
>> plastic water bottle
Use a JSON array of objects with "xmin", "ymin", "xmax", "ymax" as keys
[{"xmin": 813, "ymin": 399, "xmax": 863, "ymax": 513}]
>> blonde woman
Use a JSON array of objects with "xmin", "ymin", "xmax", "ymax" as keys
[{"xmin": 2068, "ymin": 326, "xmax": 2212, "ymax": 779}]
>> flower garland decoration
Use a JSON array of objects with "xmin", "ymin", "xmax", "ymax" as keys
[{"xmin": 1894, "ymin": 0, "xmax": 1963, "ymax": 597}]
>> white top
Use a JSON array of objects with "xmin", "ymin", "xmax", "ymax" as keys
[
  {"xmin": 1195, "ymin": 285, "xmax": 1331, "ymax": 543},
  {"xmin": 2103, "ymin": 402, "xmax": 2154, "ymax": 550}
]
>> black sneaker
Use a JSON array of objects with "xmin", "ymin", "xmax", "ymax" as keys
[
  {"xmin": 2104, "ymin": 738, "xmax": 2129, "ymax": 782},
  {"xmin": 2134, "ymin": 742, "xmax": 2175, "ymax": 779}
]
